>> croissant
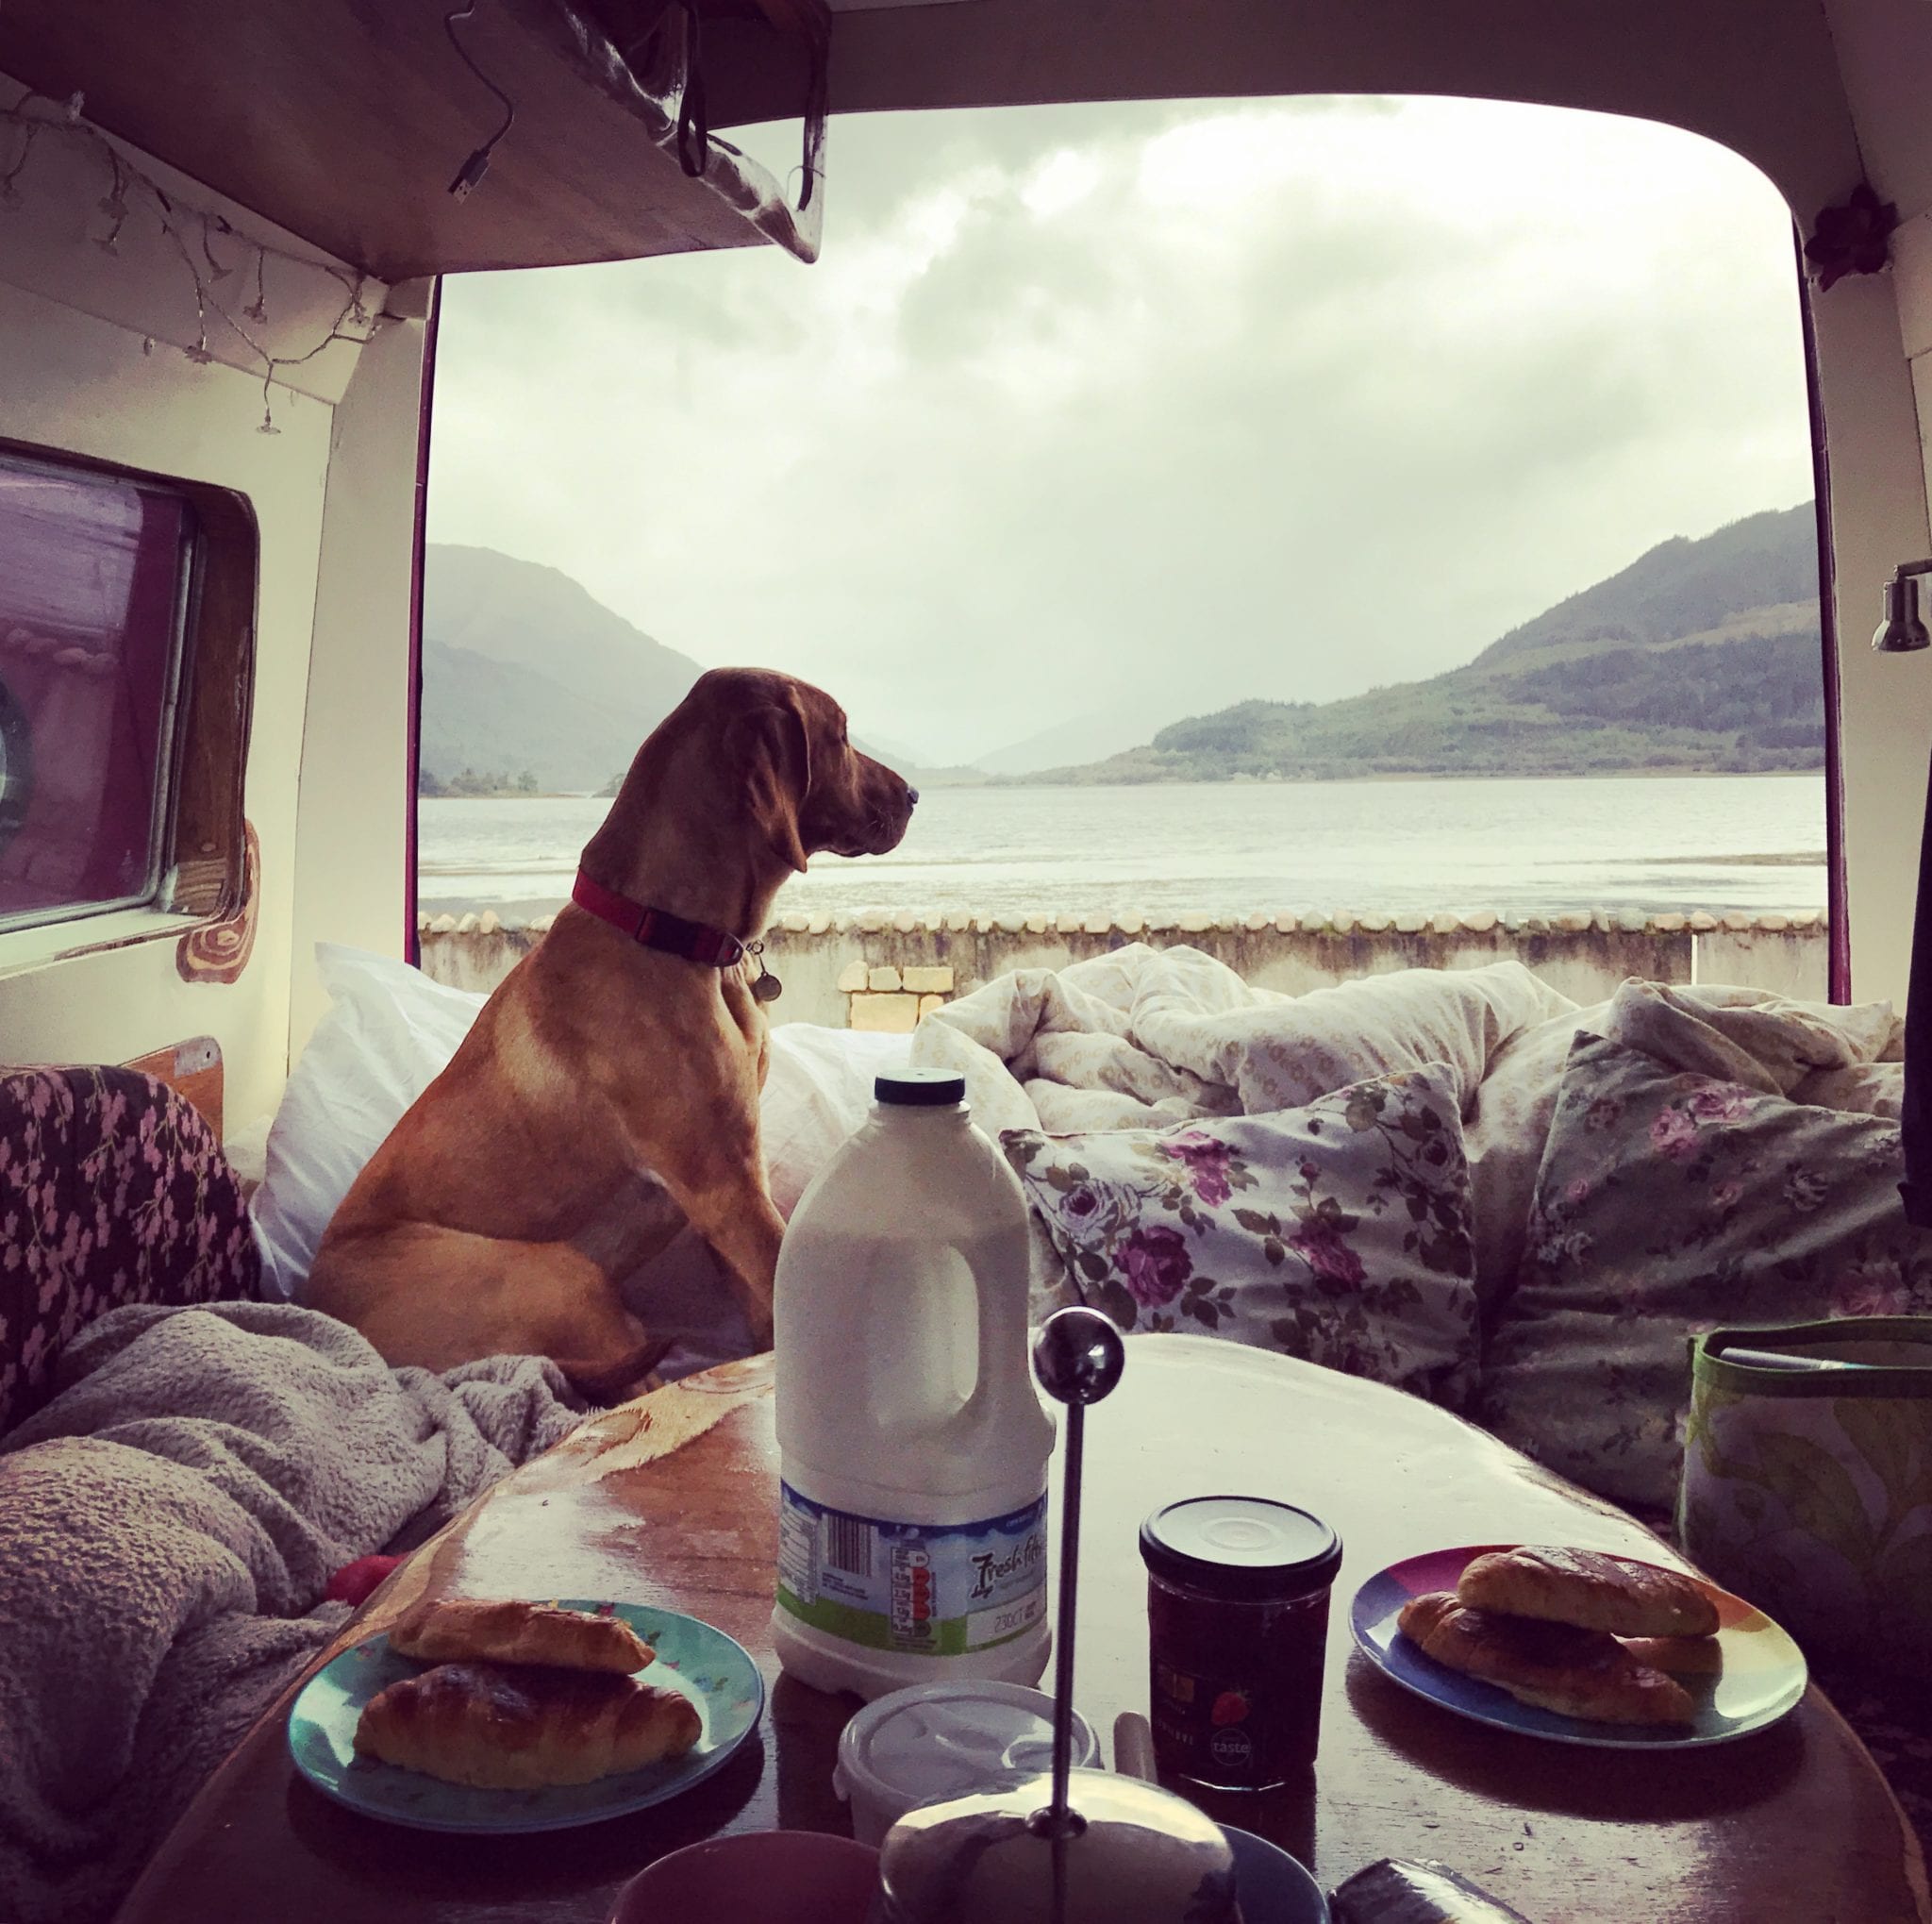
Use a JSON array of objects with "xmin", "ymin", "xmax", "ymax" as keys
[
  {"xmin": 388, "ymin": 1598, "xmax": 655, "ymax": 1675},
  {"xmin": 354, "ymin": 1661, "xmax": 702, "ymax": 1788},
  {"xmin": 1456, "ymin": 1547, "xmax": 1719, "ymax": 1639},
  {"xmin": 1619, "ymin": 1633, "xmax": 1724, "ymax": 1677},
  {"xmin": 1398, "ymin": 1592, "xmax": 1695, "ymax": 1726}
]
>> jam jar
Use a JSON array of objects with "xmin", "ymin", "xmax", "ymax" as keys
[{"xmin": 1140, "ymin": 1496, "xmax": 1342, "ymax": 1791}]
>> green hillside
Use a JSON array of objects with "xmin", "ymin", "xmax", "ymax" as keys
[{"xmin": 1028, "ymin": 504, "xmax": 1824, "ymax": 784}]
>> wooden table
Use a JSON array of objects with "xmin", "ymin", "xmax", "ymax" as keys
[{"xmin": 115, "ymin": 1337, "xmax": 1930, "ymax": 1924}]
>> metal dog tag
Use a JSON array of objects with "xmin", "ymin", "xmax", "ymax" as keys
[{"xmin": 753, "ymin": 970, "xmax": 784, "ymax": 1004}]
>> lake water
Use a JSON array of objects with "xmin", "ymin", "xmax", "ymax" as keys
[{"xmin": 417, "ymin": 774, "xmax": 1827, "ymax": 923}]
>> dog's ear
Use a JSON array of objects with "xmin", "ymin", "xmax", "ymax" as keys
[{"xmin": 729, "ymin": 698, "xmax": 811, "ymax": 874}]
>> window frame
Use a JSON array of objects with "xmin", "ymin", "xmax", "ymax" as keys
[{"xmin": 0, "ymin": 437, "xmax": 257, "ymax": 962}]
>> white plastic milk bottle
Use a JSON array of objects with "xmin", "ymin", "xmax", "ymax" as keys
[{"xmin": 773, "ymin": 1066, "xmax": 1054, "ymax": 1700}]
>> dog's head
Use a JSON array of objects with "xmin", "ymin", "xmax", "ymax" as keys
[{"xmin": 694, "ymin": 668, "xmax": 917, "ymax": 873}]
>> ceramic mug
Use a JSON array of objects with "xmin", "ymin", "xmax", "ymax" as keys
[{"xmin": 609, "ymin": 1831, "xmax": 881, "ymax": 1924}]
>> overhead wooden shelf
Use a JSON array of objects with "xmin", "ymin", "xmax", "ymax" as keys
[{"xmin": 0, "ymin": 0, "xmax": 825, "ymax": 279}]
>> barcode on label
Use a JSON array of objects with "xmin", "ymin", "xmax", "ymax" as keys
[{"xmin": 823, "ymin": 1512, "xmax": 873, "ymax": 1578}]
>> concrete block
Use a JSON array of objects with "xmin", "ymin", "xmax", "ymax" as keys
[
  {"xmin": 1430, "ymin": 912, "xmax": 1458, "ymax": 936},
  {"xmin": 836, "ymin": 960, "xmax": 869, "ymax": 994},
  {"xmin": 1688, "ymin": 912, "xmax": 1718, "ymax": 933},
  {"xmin": 781, "ymin": 912, "xmax": 809, "ymax": 932},
  {"xmin": 1083, "ymin": 914, "xmax": 1111, "ymax": 935},
  {"xmin": 1460, "ymin": 910, "xmax": 1498, "ymax": 933},
  {"xmin": 1274, "ymin": 912, "xmax": 1300, "ymax": 934},
  {"xmin": 1394, "ymin": 912, "xmax": 1426, "ymax": 934},
  {"xmin": 1757, "ymin": 913, "xmax": 1790, "ymax": 932},
  {"xmin": 1177, "ymin": 912, "xmax": 1213, "ymax": 933},
  {"xmin": 918, "ymin": 994, "xmax": 944, "ymax": 1017},
  {"xmin": 994, "ymin": 915, "xmax": 1028, "ymax": 935},
  {"xmin": 808, "ymin": 912, "xmax": 833, "ymax": 935},
  {"xmin": 1057, "ymin": 913, "xmax": 1085, "ymax": 935},
  {"xmin": 456, "ymin": 912, "xmax": 479, "ymax": 935},
  {"xmin": 869, "ymin": 965, "xmax": 903, "ymax": 993},
  {"xmin": 1357, "ymin": 913, "xmax": 1391, "ymax": 933},
  {"xmin": 892, "ymin": 911, "xmax": 919, "ymax": 933},
  {"xmin": 1651, "ymin": 912, "xmax": 1687, "ymax": 933},
  {"xmin": 943, "ymin": 912, "xmax": 974, "ymax": 933},
  {"xmin": 1554, "ymin": 912, "xmax": 1591, "ymax": 933},
  {"xmin": 429, "ymin": 912, "xmax": 458, "ymax": 933},
  {"xmin": 1245, "ymin": 912, "xmax": 1272, "ymax": 933},
  {"xmin": 1024, "ymin": 913, "xmax": 1051, "ymax": 934},
  {"xmin": 858, "ymin": 911, "xmax": 886, "ymax": 933},
  {"xmin": 477, "ymin": 911, "xmax": 501, "ymax": 935},
  {"xmin": 902, "ymin": 965, "xmax": 954, "ymax": 994},
  {"xmin": 1114, "ymin": 913, "xmax": 1144, "ymax": 935},
  {"xmin": 1721, "ymin": 912, "xmax": 1753, "ymax": 932},
  {"xmin": 850, "ymin": 993, "xmax": 920, "ymax": 1034}
]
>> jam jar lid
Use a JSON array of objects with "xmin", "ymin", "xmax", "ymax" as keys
[{"xmin": 1139, "ymin": 1496, "xmax": 1341, "ymax": 1601}]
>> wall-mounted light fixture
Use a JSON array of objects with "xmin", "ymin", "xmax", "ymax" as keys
[{"xmin": 1874, "ymin": 559, "xmax": 1932, "ymax": 652}]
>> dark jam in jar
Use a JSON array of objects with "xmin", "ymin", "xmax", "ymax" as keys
[{"xmin": 1141, "ymin": 1496, "xmax": 1341, "ymax": 1792}]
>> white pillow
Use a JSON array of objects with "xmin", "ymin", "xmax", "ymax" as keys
[
  {"xmin": 255, "ymin": 945, "xmax": 486, "ymax": 1300},
  {"xmin": 254, "ymin": 945, "xmax": 908, "ymax": 1372}
]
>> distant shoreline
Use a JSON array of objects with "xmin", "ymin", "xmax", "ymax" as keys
[{"xmin": 420, "ymin": 765, "xmax": 1827, "ymax": 798}]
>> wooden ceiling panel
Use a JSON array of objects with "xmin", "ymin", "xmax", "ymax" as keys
[{"xmin": 0, "ymin": 0, "xmax": 822, "ymax": 278}]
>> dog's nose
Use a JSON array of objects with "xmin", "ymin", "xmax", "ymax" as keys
[{"xmin": 906, "ymin": 786, "xmax": 920, "ymax": 807}]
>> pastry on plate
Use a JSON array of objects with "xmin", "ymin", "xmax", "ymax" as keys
[
  {"xmin": 1618, "ymin": 1633, "xmax": 1724, "ymax": 1677},
  {"xmin": 1397, "ymin": 1592, "xmax": 1696, "ymax": 1726},
  {"xmin": 354, "ymin": 1660, "xmax": 702, "ymax": 1788},
  {"xmin": 1456, "ymin": 1547, "xmax": 1719, "ymax": 1639},
  {"xmin": 389, "ymin": 1598, "xmax": 656, "ymax": 1675}
]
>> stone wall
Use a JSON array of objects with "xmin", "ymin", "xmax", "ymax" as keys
[{"xmin": 417, "ymin": 907, "xmax": 1830, "ymax": 1025}]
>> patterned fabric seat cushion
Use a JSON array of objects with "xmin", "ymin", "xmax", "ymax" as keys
[
  {"xmin": 1479, "ymin": 1031, "xmax": 1932, "ymax": 1511},
  {"xmin": 0, "ymin": 1066, "xmax": 259, "ymax": 1435},
  {"xmin": 1004, "ymin": 1063, "xmax": 1482, "ymax": 1408}
]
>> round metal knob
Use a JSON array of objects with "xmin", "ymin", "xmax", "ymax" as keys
[{"xmin": 1032, "ymin": 1308, "xmax": 1125, "ymax": 1408}]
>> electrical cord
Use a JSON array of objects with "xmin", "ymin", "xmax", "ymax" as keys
[{"xmin": 444, "ymin": 0, "xmax": 517, "ymax": 199}]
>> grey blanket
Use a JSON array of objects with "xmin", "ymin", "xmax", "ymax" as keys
[{"xmin": 0, "ymin": 1301, "xmax": 591, "ymax": 1924}]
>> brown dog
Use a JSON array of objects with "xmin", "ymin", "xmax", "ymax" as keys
[{"xmin": 303, "ymin": 668, "xmax": 916, "ymax": 1392}]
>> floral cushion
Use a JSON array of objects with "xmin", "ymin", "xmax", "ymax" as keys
[
  {"xmin": 0, "ymin": 1065, "xmax": 258, "ymax": 1435},
  {"xmin": 1479, "ymin": 1031, "xmax": 1932, "ymax": 1510},
  {"xmin": 1003, "ymin": 1064, "xmax": 1481, "ymax": 1408}
]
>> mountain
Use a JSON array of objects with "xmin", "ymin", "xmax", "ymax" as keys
[
  {"xmin": 421, "ymin": 545, "xmax": 704, "ymax": 792},
  {"xmin": 421, "ymin": 544, "xmax": 987, "ymax": 793},
  {"xmin": 1024, "ymin": 504, "xmax": 1824, "ymax": 784},
  {"xmin": 974, "ymin": 695, "xmax": 1189, "ymax": 777}
]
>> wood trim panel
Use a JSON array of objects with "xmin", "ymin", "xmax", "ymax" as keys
[
  {"xmin": 122, "ymin": 1033, "xmax": 224, "ymax": 1138},
  {"xmin": 167, "ymin": 490, "xmax": 258, "ymax": 927}
]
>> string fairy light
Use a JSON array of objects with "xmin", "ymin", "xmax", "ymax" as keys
[{"xmin": 0, "ymin": 84, "xmax": 389, "ymax": 433}]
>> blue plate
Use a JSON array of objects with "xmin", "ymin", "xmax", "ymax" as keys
[
  {"xmin": 1350, "ymin": 1545, "xmax": 1807, "ymax": 1750},
  {"xmin": 1224, "ymin": 1826, "xmax": 1330, "ymax": 1923},
  {"xmin": 288, "ymin": 1600, "xmax": 764, "ymax": 1832}
]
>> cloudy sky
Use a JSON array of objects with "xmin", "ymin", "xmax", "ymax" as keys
[{"xmin": 428, "ymin": 95, "xmax": 1816, "ymax": 769}]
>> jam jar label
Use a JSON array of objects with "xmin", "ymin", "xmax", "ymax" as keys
[
  {"xmin": 1149, "ymin": 1656, "xmax": 1319, "ymax": 1786},
  {"xmin": 776, "ymin": 1482, "xmax": 1047, "ymax": 1655}
]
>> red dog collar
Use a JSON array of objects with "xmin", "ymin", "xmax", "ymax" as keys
[{"xmin": 571, "ymin": 871, "xmax": 747, "ymax": 968}]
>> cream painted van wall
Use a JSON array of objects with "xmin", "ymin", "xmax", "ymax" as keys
[
  {"xmin": 286, "ymin": 303, "xmax": 429, "ymax": 1055},
  {"xmin": 1823, "ymin": 0, "xmax": 1932, "ymax": 1005},
  {"xmin": 0, "ymin": 85, "xmax": 399, "ymax": 1131}
]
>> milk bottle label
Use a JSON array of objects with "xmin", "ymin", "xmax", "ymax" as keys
[{"xmin": 776, "ymin": 1482, "xmax": 1048, "ymax": 1655}]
